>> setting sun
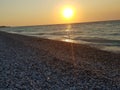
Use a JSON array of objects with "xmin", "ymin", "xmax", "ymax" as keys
[{"xmin": 63, "ymin": 8, "xmax": 74, "ymax": 19}]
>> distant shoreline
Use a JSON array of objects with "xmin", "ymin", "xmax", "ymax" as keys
[{"xmin": 0, "ymin": 26, "xmax": 10, "ymax": 28}]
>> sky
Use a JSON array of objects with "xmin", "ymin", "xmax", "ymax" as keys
[{"xmin": 0, "ymin": 0, "xmax": 120, "ymax": 26}]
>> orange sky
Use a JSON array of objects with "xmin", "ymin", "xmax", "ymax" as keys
[{"xmin": 0, "ymin": 0, "xmax": 120, "ymax": 26}]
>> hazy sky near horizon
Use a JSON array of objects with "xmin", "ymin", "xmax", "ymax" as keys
[{"xmin": 0, "ymin": 0, "xmax": 120, "ymax": 26}]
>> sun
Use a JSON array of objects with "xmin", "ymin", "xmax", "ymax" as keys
[{"xmin": 63, "ymin": 8, "xmax": 74, "ymax": 19}]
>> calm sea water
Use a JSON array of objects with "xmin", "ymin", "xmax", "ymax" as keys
[{"xmin": 1, "ymin": 20, "xmax": 120, "ymax": 52}]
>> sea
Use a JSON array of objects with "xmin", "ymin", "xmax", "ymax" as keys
[{"xmin": 0, "ymin": 20, "xmax": 120, "ymax": 52}]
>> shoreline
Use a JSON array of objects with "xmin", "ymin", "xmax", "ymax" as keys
[{"xmin": 0, "ymin": 31, "xmax": 120, "ymax": 89}]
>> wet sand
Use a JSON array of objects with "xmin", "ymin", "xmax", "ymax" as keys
[{"xmin": 0, "ymin": 31, "xmax": 120, "ymax": 89}]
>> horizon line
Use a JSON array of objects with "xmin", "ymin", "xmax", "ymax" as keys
[{"xmin": 1, "ymin": 19, "xmax": 120, "ymax": 27}]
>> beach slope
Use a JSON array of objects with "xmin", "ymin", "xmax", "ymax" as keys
[{"xmin": 0, "ymin": 31, "xmax": 120, "ymax": 89}]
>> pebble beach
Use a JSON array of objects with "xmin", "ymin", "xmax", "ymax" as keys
[{"xmin": 0, "ymin": 31, "xmax": 120, "ymax": 90}]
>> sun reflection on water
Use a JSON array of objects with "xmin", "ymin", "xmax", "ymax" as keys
[
  {"xmin": 62, "ymin": 24, "xmax": 74, "ymax": 42},
  {"xmin": 65, "ymin": 24, "xmax": 73, "ymax": 40},
  {"xmin": 65, "ymin": 24, "xmax": 72, "ymax": 31},
  {"xmin": 62, "ymin": 38, "xmax": 75, "ymax": 43}
]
